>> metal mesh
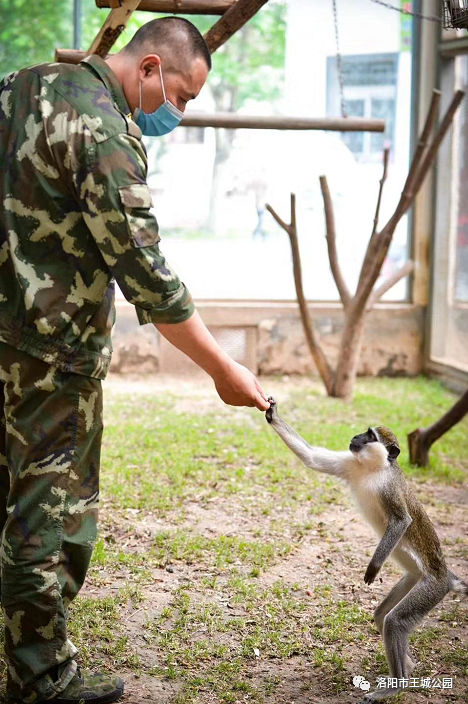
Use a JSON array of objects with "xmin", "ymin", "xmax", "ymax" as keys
[
  {"xmin": 443, "ymin": 0, "xmax": 468, "ymax": 29},
  {"xmin": 159, "ymin": 326, "xmax": 258, "ymax": 375}
]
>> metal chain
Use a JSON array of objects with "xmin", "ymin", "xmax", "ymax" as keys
[
  {"xmin": 369, "ymin": 0, "xmax": 442, "ymax": 23},
  {"xmin": 332, "ymin": 0, "xmax": 348, "ymax": 118}
]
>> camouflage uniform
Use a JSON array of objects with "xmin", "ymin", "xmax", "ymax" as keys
[{"xmin": 0, "ymin": 56, "xmax": 194, "ymax": 701}]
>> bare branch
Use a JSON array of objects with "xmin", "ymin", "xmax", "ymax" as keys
[
  {"xmin": 319, "ymin": 176, "xmax": 351, "ymax": 309},
  {"xmin": 371, "ymin": 146, "xmax": 390, "ymax": 238},
  {"xmin": 398, "ymin": 89, "xmax": 441, "ymax": 209},
  {"xmin": 408, "ymin": 388, "xmax": 468, "ymax": 466},
  {"xmin": 409, "ymin": 89, "xmax": 465, "ymax": 202},
  {"xmin": 265, "ymin": 204, "xmax": 290, "ymax": 234},
  {"xmin": 366, "ymin": 260, "xmax": 414, "ymax": 309},
  {"xmin": 266, "ymin": 195, "xmax": 334, "ymax": 394},
  {"xmin": 353, "ymin": 89, "xmax": 464, "ymax": 317},
  {"xmin": 357, "ymin": 146, "xmax": 390, "ymax": 293}
]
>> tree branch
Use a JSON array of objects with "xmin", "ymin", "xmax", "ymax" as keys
[
  {"xmin": 357, "ymin": 146, "xmax": 390, "ymax": 293},
  {"xmin": 397, "ymin": 89, "xmax": 441, "ymax": 210},
  {"xmin": 366, "ymin": 260, "xmax": 414, "ymax": 309},
  {"xmin": 266, "ymin": 196, "xmax": 334, "ymax": 394},
  {"xmin": 408, "ymin": 388, "xmax": 468, "ymax": 466},
  {"xmin": 266, "ymin": 203, "xmax": 290, "ymax": 234},
  {"xmin": 319, "ymin": 176, "xmax": 351, "ymax": 309},
  {"xmin": 353, "ymin": 89, "xmax": 464, "ymax": 318},
  {"xmin": 371, "ymin": 145, "xmax": 390, "ymax": 239}
]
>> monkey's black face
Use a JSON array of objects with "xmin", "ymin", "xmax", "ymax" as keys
[{"xmin": 349, "ymin": 427, "xmax": 378, "ymax": 453}]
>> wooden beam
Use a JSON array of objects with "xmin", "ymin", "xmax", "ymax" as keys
[
  {"xmin": 204, "ymin": 0, "xmax": 269, "ymax": 53},
  {"xmin": 96, "ymin": 0, "xmax": 235, "ymax": 14},
  {"xmin": 88, "ymin": 0, "xmax": 142, "ymax": 57},
  {"xmin": 55, "ymin": 49, "xmax": 87, "ymax": 64},
  {"xmin": 181, "ymin": 112, "xmax": 386, "ymax": 132}
]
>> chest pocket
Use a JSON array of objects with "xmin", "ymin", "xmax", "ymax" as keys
[{"xmin": 119, "ymin": 183, "xmax": 160, "ymax": 248}]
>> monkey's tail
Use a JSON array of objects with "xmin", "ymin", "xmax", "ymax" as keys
[{"xmin": 449, "ymin": 570, "xmax": 468, "ymax": 596}]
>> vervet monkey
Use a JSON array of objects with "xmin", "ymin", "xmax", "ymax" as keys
[{"xmin": 265, "ymin": 397, "xmax": 468, "ymax": 702}]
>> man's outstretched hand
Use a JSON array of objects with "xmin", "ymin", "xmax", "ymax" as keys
[{"xmin": 213, "ymin": 359, "xmax": 270, "ymax": 411}]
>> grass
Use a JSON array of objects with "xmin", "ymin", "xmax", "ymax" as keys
[{"xmin": 0, "ymin": 376, "xmax": 467, "ymax": 702}]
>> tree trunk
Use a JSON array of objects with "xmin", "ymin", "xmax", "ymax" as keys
[
  {"xmin": 331, "ymin": 312, "xmax": 366, "ymax": 398},
  {"xmin": 408, "ymin": 388, "xmax": 468, "ymax": 466}
]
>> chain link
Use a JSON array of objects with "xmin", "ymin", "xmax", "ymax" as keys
[
  {"xmin": 332, "ymin": 0, "xmax": 348, "ymax": 118},
  {"xmin": 369, "ymin": 0, "xmax": 442, "ymax": 23}
]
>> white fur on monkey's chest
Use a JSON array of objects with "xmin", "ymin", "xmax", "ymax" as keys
[
  {"xmin": 349, "ymin": 471, "xmax": 422, "ymax": 576},
  {"xmin": 350, "ymin": 476, "xmax": 388, "ymax": 537}
]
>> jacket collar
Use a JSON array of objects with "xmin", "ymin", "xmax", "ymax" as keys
[{"xmin": 80, "ymin": 55, "xmax": 130, "ymax": 116}]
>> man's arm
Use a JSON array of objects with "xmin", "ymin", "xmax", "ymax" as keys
[{"xmin": 156, "ymin": 311, "xmax": 269, "ymax": 411}]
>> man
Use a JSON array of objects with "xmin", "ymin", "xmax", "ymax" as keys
[{"xmin": 0, "ymin": 16, "xmax": 269, "ymax": 704}]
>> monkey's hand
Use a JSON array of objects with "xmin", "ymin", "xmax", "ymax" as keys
[
  {"xmin": 364, "ymin": 561, "xmax": 380, "ymax": 585},
  {"xmin": 265, "ymin": 396, "xmax": 277, "ymax": 424}
]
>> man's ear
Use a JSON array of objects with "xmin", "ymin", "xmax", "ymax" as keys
[
  {"xmin": 388, "ymin": 443, "xmax": 400, "ymax": 460},
  {"xmin": 140, "ymin": 54, "xmax": 161, "ymax": 78}
]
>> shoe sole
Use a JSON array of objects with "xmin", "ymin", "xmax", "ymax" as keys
[{"xmin": 50, "ymin": 679, "xmax": 124, "ymax": 704}]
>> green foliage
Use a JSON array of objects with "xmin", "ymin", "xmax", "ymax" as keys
[
  {"xmin": 189, "ymin": 1, "xmax": 287, "ymax": 109},
  {"xmin": 0, "ymin": 0, "xmax": 71, "ymax": 77},
  {"xmin": 0, "ymin": 0, "xmax": 286, "ymax": 109}
]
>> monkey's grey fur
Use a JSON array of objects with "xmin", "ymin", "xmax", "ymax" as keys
[{"xmin": 265, "ymin": 397, "xmax": 467, "ymax": 702}]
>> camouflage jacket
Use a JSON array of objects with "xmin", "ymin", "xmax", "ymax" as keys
[{"xmin": 0, "ymin": 56, "xmax": 194, "ymax": 379}]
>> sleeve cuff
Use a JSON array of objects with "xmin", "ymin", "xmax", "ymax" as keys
[{"xmin": 135, "ymin": 285, "xmax": 195, "ymax": 325}]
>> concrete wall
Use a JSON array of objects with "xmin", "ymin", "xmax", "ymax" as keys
[{"xmin": 110, "ymin": 300, "xmax": 425, "ymax": 378}]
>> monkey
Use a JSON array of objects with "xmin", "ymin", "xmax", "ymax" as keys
[{"xmin": 265, "ymin": 396, "xmax": 468, "ymax": 702}]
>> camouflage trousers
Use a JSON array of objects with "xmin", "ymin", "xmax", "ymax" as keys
[{"xmin": 0, "ymin": 342, "xmax": 103, "ymax": 702}]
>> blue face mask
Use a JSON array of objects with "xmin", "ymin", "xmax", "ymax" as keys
[{"xmin": 133, "ymin": 63, "xmax": 184, "ymax": 137}]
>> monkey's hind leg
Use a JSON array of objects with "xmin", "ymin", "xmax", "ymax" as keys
[
  {"xmin": 373, "ymin": 573, "xmax": 419, "ymax": 672},
  {"xmin": 363, "ymin": 574, "xmax": 450, "ymax": 702}
]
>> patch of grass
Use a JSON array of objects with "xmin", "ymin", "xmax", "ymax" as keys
[
  {"xmin": 101, "ymin": 378, "xmax": 467, "ymax": 526},
  {"xmin": 151, "ymin": 530, "xmax": 293, "ymax": 570},
  {"xmin": 1, "ymin": 377, "xmax": 464, "ymax": 702},
  {"xmin": 67, "ymin": 590, "xmax": 141, "ymax": 669}
]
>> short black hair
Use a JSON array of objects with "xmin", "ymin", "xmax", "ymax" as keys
[{"xmin": 123, "ymin": 16, "xmax": 212, "ymax": 71}]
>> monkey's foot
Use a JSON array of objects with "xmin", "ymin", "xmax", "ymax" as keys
[
  {"xmin": 361, "ymin": 687, "xmax": 401, "ymax": 702},
  {"xmin": 265, "ymin": 397, "xmax": 277, "ymax": 424}
]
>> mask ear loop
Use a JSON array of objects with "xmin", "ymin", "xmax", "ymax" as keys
[
  {"xmin": 158, "ymin": 62, "xmax": 167, "ymax": 103},
  {"xmin": 139, "ymin": 80, "xmax": 142, "ymax": 111}
]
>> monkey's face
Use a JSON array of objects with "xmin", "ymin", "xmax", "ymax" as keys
[
  {"xmin": 349, "ymin": 427, "xmax": 379, "ymax": 454},
  {"xmin": 349, "ymin": 426, "xmax": 400, "ymax": 463}
]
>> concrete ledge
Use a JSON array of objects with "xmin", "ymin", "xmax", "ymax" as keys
[{"xmin": 111, "ymin": 300, "xmax": 425, "ymax": 377}]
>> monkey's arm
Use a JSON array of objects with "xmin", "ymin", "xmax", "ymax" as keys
[
  {"xmin": 364, "ymin": 510, "xmax": 412, "ymax": 585},
  {"xmin": 265, "ymin": 398, "xmax": 352, "ymax": 478}
]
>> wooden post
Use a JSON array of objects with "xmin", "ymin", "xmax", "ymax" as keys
[
  {"xmin": 181, "ymin": 112, "xmax": 385, "ymax": 132},
  {"xmin": 55, "ymin": 49, "xmax": 87, "ymax": 64},
  {"xmin": 88, "ymin": 0, "xmax": 142, "ymax": 57},
  {"xmin": 203, "ymin": 0, "xmax": 269, "ymax": 53},
  {"xmin": 95, "ymin": 0, "xmax": 235, "ymax": 13}
]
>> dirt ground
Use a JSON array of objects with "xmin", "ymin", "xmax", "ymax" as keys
[{"xmin": 85, "ymin": 375, "xmax": 468, "ymax": 704}]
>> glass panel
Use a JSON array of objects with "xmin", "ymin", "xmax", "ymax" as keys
[
  {"xmin": 342, "ymin": 54, "xmax": 398, "ymax": 87},
  {"xmin": 342, "ymin": 99, "xmax": 365, "ymax": 155},
  {"xmin": 370, "ymin": 98, "xmax": 396, "ymax": 153},
  {"xmin": 455, "ymin": 57, "xmax": 468, "ymax": 303},
  {"xmin": 132, "ymin": 3, "xmax": 413, "ymax": 302},
  {"xmin": 430, "ymin": 54, "xmax": 468, "ymax": 370}
]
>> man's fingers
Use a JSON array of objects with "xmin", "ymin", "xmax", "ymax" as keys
[{"xmin": 254, "ymin": 393, "xmax": 270, "ymax": 411}]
